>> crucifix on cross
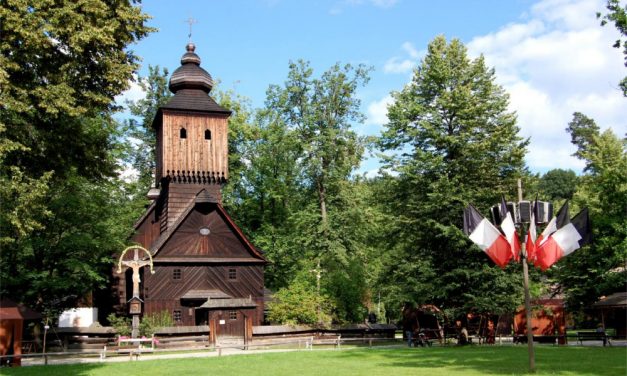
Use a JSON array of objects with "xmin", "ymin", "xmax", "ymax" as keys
[
  {"xmin": 117, "ymin": 246, "xmax": 154, "ymax": 338},
  {"xmin": 184, "ymin": 17, "xmax": 197, "ymax": 42},
  {"xmin": 117, "ymin": 246, "xmax": 155, "ymax": 299}
]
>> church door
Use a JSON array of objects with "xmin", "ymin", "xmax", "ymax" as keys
[{"xmin": 210, "ymin": 310, "xmax": 245, "ymax": 345}]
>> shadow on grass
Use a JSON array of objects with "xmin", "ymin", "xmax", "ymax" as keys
[
  {"xmin": 1, "ymin": 346, "xmax": 625, "ymax": 376},
  {"xmin": 335, "ymin": 346, "xmax": 626, "ymax": 375},
  {"xmin": 0, "ymin": 363, "xmax": 105, "ymax": 376}
]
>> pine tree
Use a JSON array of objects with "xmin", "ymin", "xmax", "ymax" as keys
[{"xmin": 378, "ymin": 36, "xmax": 528, "ymax": 316}]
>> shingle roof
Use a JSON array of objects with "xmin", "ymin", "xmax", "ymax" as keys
[
  {"xmin": 161, "ymin": 43, "xmax": 231, "ymax": 115},
  {"xmin": 593, "ymin": 292, "xmax": 627, "ymax": 308},
  {"xmin": 181, "ymin": 289, "xmax": 231, "ymax": 300},
  {"xmin": 169, "ymin": 43, "xmax": 213, "ymax": 94},
  {"xmin": 161, "ymin": 89, "xmax": 230, "ymax": 115},
  {"xmin": 199, "ymin": 297, "xmax": 257, "ymax": 309},
  {"xmin": 149, "ymin": 190, "xmax": 267, "ymax": 263},
  {"xmin": 0, "ymin": 299, "xmax": 41, "ymax": 320}
]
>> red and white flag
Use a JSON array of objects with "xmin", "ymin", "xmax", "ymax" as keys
[
  {"xmin": 499, "ymin": 196, "xmax": 520, "ymax": 262},
  {"xmin": 536, "ymin": 208, "xmax": 591, "ymax": 270},
  {"xmin": 534, "ymin": 201, "xmax": 570, "ymax": 268},
  {"xmin": 464, "ymin": 204, "xmax": 513, "ymax": 268},
  {"xmin": 526, "ymin": 198, "xmax": 538, "ymax": 263}
]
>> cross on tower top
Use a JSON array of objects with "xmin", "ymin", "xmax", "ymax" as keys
[{"xmin": 184, "ymin": 17, "xmax": 198, "ymax": 42}]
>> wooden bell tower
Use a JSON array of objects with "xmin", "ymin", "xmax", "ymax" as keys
[
  {"xmin": 111, "ymin": 43, "xmax": 267, "ymax": 330},
  {"xmin": 151, "ymin": 43, "xmax": 232, "ymax": 230}
]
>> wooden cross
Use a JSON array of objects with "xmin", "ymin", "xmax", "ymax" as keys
[
  {"xmin": 185, "ymin": 17, "xmax": 198, "ymax": 42},
  {"xmin": 119, "ymin": 248, "xmax": 152, "ymax": 298}
]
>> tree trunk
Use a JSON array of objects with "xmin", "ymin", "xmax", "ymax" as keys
[{"xmin": 317, "ymin": 177, "xmax": 327, "ymax": 227}]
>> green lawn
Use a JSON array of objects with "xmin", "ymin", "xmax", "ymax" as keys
[{"xmin": 1, "ymin": 346, "xmax": 626, "ymax": 376}]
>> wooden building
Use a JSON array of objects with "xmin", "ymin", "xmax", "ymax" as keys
[
  {"xmin": 513, "ymin": 299, "xmax": 566, "ymax": 344},
  {"xmin": 117, "ymin": 43, "xmax": 267, "ymax": 340}
]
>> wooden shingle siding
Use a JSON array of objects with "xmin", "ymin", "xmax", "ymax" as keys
[
  {"xmin": 159, "ymin": 207, "xmax": 251, "ymax": 259},
  {"xmin": 166, "ymin": 184, "xmax": 221, "ymax": 229}
]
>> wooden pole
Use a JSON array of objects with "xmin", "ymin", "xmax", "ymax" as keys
[
  {"xmin": 518, "ymin": 178, "xmax": 536, "ymax": 372},
  {"xmin": 43, "ymin": 322, "xmax": 49, "ymax": 366}
]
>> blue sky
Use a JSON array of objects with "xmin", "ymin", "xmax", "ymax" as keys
[{"xmin": 119, "ymin": 0, "xmax": 626, "ymax": 176}]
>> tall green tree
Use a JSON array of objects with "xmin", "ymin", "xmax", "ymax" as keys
[
  {"xmin": 598, "ymin": 0, "xmax": 627, "ymax": 96},
  {"xmin": 267, "ymin": 61, "xmax": 372, "ymax": 323},
  {"xmin": 567, "ymin": 112, "xmax": 601, "ymax": 168},
  {"xmin": 378, "ymin": 36, "xmax": 529, "ymax": 319},
  {"xmin": 230, "ymin": 61, "xmax": 377, "ymax": 323},
  {"xmin": 538, "ymin": 169, "xmax": 579, "ymax": 202},
  {"xmin": 224, "ymin": 108, "xmax": 304, "ymax": 289},
  {"xmin": 265, "ymin": 60, "xmax": 370, "ymax": 233},
  {"xmin": 1, "ymin": 0, "xmax": 152, "ymax": 178},
  {"xmin": 552, "ymin": 115, "xmax": 627, "ymax": 311},
  {"xmin": 0, "ymin": 0, "xmax": 152, "ymax": 311}
]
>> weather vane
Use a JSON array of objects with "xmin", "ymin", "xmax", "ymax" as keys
[{"xmin": 185, "ymin": 17, "xmax": 197, "ymax": 42}]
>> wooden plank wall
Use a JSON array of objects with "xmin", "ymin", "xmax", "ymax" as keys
[
  {"xmin": 144, "ymin": 265, "xmax": 265, "ymax": 326},
  {"xmin": 160, "ymin": 111, "xmax": 228, "ymax": 180},
  {"xmin": 131, "ymin": 208, "xmax": 161, "ymax": 249},
  {"xmin": 145, "ymin": 265, "xmax": 264, "ymax": 301}
]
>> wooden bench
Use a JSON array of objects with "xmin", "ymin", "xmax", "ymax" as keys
[
  {"xmin": 116, "ymin": 337, "xmax": 156, "ymax": 359},
  {"xmin": 577, "ymin": 332, "xmax": 611, "ymax": 346},
  {"xmin": 313, "ymin": 335, "xmax": 342, "ymax": 349}
]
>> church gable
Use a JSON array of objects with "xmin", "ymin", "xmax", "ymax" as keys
[{"xmin": 151, "ymin": 197, "xmax": 265, "ymax": 262}]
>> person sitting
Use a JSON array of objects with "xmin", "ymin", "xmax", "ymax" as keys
[
  {"xmin": 486, "ymin": 320, "xmax": 496, "ymax": 344},
  {"xmin": 459, "ymin": 326, "xmax": 470, "ymax": 345}
]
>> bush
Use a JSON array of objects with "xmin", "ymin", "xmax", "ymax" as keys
[
  {"xmin": 267, "ymin": 279, "xmax": 333, "ymax": 326},
  {"xmin": 139, "ymin": 310, "xmax": 174, "ymax": 337},
  {"xmin": 107, "ymin": 313, "xmax": 131, "ymax": 337}
]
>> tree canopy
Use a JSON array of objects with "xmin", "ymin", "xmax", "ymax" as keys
[
  {"xmin": 377, "ymin": 35, "xmax": 529, "ymax": 317},
  {"xmin": 598, "ymin": 0, "xmax": 627, "ymax": 96},
  {"xmin": 0, "ymin": 0, "xmax": 152, "ymax": 313},
  {"xmin": 550, "ymin": 114, "xmax": 627, "ymax": 311},
  {"xmin": 2, "ymin": 9, "xmax": 623, "ymax": 330}
]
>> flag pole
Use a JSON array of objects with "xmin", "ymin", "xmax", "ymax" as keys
[{"xmin": 518, "ymin": 179, "xmax": 536, "ymax": 372}]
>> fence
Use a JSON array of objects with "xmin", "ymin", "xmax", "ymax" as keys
[{"xmin": 1, "ymin": 335, "xmax": 405, "ymax": 366}]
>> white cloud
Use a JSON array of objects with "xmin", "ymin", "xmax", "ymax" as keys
[
  {"xmin": 115, "ymin": 77, "xmax": 146, "ymax": 108},
  {"xmin": 402, "ymin": 41, "xmax": 420, "ymax": 58},
  {"xmin": 383, "ymin": 57, "xmax": 415, "ymax": 74},
  {"xmin": 383, "ymin": 42, "xmax": 424, "ymax": 74},
  {"xmin": 467, "ymin": 0, "xmax": 626, "ymax": 173},
  {"xmin": 366, "ymin": 94, "xmax": 393, "ymax": 126}
]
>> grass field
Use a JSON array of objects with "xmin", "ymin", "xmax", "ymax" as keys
[{"xmin": 1, "ymin": 346, "xmax": 625, "ymax": 376}]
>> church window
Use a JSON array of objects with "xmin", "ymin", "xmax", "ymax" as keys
[
  {"xmin": 228, "ymin": 268, "xmax": 237, "ymax": 280},
  {"xmin": 173, "ymin": 268, "xmax": 182, "ymax": 280},
  {"xmin": 173, "ymin": 310, "xmax": 182, "ymax": 322},
  {"xmin": 229, "ymin": 310, "xmax": 237, "ymax": 320},
  {"xmin": 204, "ymin": 129, "xmax": 211, "ymax": 140},
  {"xmin": 180, "ymin": 128, "xmax": 187, "ymax": 139}
]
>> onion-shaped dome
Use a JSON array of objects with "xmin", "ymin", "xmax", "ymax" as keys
[{"xmin": 169, "ymin": 43, "xmax": 214, "ymax": 93}]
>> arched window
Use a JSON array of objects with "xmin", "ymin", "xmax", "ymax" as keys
[
  {"xmin": 180, "ymin": 128, "xmax": 187, "ymax": 139},
  {"xmin": 204, "ymin": 129, "xmax": 211, "ymax": 140}
]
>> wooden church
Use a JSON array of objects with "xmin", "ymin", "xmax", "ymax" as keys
[{"xmin": 117, "ymin": 43, "xmax": 267, "ymax": 338}]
